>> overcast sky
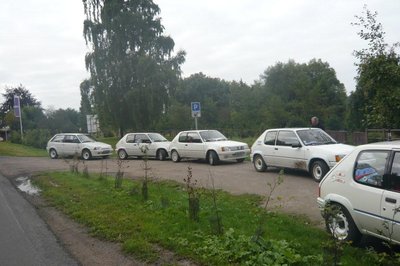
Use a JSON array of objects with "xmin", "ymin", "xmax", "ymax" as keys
[{"xmin": 0, "ymin": 0, "xmax": 399, "ymax": 110}]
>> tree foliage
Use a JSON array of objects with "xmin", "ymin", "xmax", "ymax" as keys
[
  {"xmin": 82, "ymin": 0, "xmax": 185, "ymax": 135},
  {"xmin": 349, "ymin": 6, "xmax": 400, "ymax": 129},
  {"xmin": 0, "ymin": 85, "xmax": 41, "ymax": 116}
]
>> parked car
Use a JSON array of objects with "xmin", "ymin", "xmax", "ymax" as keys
[
  {"xmin": 46, "ymin": 133, "xmax": 113, "ymax": 160},
  {"xmin": 115, "ymin": 132, "xmax": 170, "ymax": 160},
  {"xmin": 250, "ymin": 128, "xmax": 354, "ymax": 182},
  {"xmin": 317, "ymin": 141, "xmax": 400, "ymax": 245},
  {"xmin": 169, "ymin": 130, "xmax": 250, "ymax": 165}
]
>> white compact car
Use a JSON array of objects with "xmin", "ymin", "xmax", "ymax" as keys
[
  {"xmin": 318, "ymin": 141, "xmax": 400, "ymax": 244},
  {"xmin": 169, "ymin": 130, "xmax": 250, "ymax": 165},
  {"xmin": 250, "ymin": 128, "xmax": 354, "ymax": 182},
  {"xmin": 115, "ymin": 132, "xmax": 170, "ymax": 160},
  {"xmin": 46, "ymin": 133, "xmax": 113, "ymax": 160}
]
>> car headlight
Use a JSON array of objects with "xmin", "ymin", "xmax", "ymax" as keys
[
  {"xmin": 93, "ymin": 147, "xmax": 101, "ymax": 150},
  {"xmin": 335, "ymin": 155, "xmax": 345, "ymax": 162},
  {"xmin": 221, "ymin": 147, "xmax": 232, "ymax": 152}
]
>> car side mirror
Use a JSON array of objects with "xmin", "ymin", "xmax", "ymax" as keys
[{"xmin": 291, "ymin": 142, "xmax": 302, "ymax": 148}]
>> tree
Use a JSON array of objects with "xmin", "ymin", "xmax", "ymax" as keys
[
  {"xmin": 83, "ymin": 0, "xmax": 185, "ymax": 136},
  {"xmin": 258, "ymin": 59, "xmax": 347, "ymax": 130},
  {"xmin": 350, "ymin": 6, "xmax": 400, "ymax": 129},
  {"xmin": 0, "ymin": 85, "xmax": 41, "ymax": 126}
]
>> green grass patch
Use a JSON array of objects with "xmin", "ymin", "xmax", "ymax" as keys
[
  {"xmin": 0, "ymin": 141, "xmax": 47, "ymax": 157},
  {"xmin": 33, "ymin": 172, "xmax": 397, "ymax": 265}
]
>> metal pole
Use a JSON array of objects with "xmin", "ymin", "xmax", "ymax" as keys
[
  {"xmin": 195, "ymin": 116, "xmax": 198, "ymax": 130},
  {"xmin": 19, "ymin": 114, "xmax": 23, "ymax": 140}
]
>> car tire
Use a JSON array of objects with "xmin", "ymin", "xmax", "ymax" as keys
[
  {"xmin": 311, "ymin": 160, "xmax": 329, "ymax": 182},
  {"xmin": 253, "ymin": 155, "xmax": 267, "ymax": 172},
  {"xmin": 49, "ymin": 148, "xmax": 58, "ymax": 159},
  {"xmin": 325, "ymin": 204, "xmax": 361, "ymax": 244},
  {"xmin": 82, "ymin": 149, "xmax": 92, "ymax": 160},
  {"xmin": 118, "ymin": 149, "xmax": 128, "ymax": 160},
  {"xmin": 157, "ymin": 149, "xmax": 167, "ymax": 161},
  {"xmin": 236, "ymin": 158, "xmax": 245, "ymax": 163},
  {"xmin": 208, "ymin": 151, "xmax": 219, "ymax": 166},
  {"xmin": 171, "ymin": 150, "xmax": 181, "ymax": 162}
]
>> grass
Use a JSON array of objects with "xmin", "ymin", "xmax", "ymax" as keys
[
  {"xmin": 32, "ymin": 171, "xmax": 393, "ymax": 265},
  {"xmin": 0, "ymin": 141, "xmax": 47, "ymax": 157}
]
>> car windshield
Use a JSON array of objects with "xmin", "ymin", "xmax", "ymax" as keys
[
  {"xmin": 148, "ymin": 133, "xmax": 168, "ymax": 142},
  {"xmin": 296, "ymin": 129, "xmax": 337, "ymax": 146},
  {"xmin": 78, "ymin": 134, "xmax": 96, "ymax": 143},
  {"xmin": 200, "ymin": 130, "xmax": 228, "ymax": 142}
]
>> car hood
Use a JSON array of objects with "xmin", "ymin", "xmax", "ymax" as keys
[
  {"xmin": 308, "ymin": 143, "xmax": 354, "ymax": 155},
  {"xmin": 208, "ymin": 140, "xmax": 248, "ymax": 148},
  {"xmin": 84, "ymin": 142, "xmax": 112, "ymax": 149}
]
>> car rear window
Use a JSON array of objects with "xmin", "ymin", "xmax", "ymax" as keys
[{"xmin": 354, "ymin": 150, "xmax": 389, "ymax": 188}]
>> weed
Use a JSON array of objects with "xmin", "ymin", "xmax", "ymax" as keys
[{"xmin": 184, "ymin": 165, "xmax": 200, "ymax": 222}]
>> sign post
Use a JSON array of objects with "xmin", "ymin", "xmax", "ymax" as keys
[
  {"xmin": 191, "ymin": 102, "xmax": 201, "ymax": 130},
  {"xmin": 13, "ymin": 95, "xmax": 23, "ymax": 140}
]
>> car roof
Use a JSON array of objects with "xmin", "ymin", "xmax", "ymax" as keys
[
  {"xmin": 357, "ymin": 140, "xmax": 400, "ymax": 150},
  {"xmin": 178, "ymin": 129, "xmax": 219, "ymax": 133},
  {"xmin": 264, "ymin": 128, "xmax": 322, "ymax": 131}
]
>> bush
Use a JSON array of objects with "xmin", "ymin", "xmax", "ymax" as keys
[
  {"xmin": 23, "ymin": 129, "xmax": 52, "ymax": 149},
  {"xmin": 10, "ymin": 131, "xmax": 22, "ymax": 144}
]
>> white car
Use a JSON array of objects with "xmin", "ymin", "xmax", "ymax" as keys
[
  {"xmin": 250, "ymin": 128, "xmax": 354, "ymax": 182},
  {"xmin": 318, "ymin": 141, "xmax": 400, "ymax": 244},
  {"xmin": 115, "ymin": 132, "xmax": 170, "ymax": 160},
  {"xmin": 169, "ymin": 130, "xmax": 250, "ymax": 165},
  {"xmin": 46, "ymin": 133, "xmax": 113, "ymax": 160}
]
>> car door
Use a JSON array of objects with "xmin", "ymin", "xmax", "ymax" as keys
[
  {"xmin": 260, "ymin": 130, "xmax": 278, "ymax": 166},
  {"xmin": 175, "ymin": 133, "xmax": 189, "ymax": 157},
  {"xmin": 381, "ymin": 151, "xmax": 400, "ymax": 242},
  {"xmin": 273, "ymin": 130, "xmax": 305, "ymax": 168},
  {"xmin": 351, "ymin": 150, "xmax": 388, "ymax": 235},
  {"xmin": 133, "ymin": 134, "xmax": 152, "ymax": 157},
  {"xmin": 185, "ymin": 132, "xmax": 206, "ymax": 159},
  {"xmin": 124, "ymin": 134, "xmax": 137, "ymax": 156},
  {"xmin": 62, "ymin": 135, "xmax": 81, "ymax": 157}
]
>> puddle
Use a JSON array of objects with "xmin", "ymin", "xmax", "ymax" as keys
[{"xmin": 16, "ymin": 176, "xmax": 41, "ymax": 195}]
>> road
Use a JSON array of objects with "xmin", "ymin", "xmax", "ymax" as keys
[
  {"xmin": 0, "ymin": 172, "xmax": 78, "ymax": 265},
  {"xmin": 0, "ymin": 156, "xmax": 323, "ymax": 226}
]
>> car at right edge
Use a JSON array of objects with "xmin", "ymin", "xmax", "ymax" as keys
[
  {"xmin": 250, "ymin": 128, "xmax": 354, "ymax": 182},
  {"xmin": 317, "ymin": 141, "xmax": 400, "ymax": 245}
]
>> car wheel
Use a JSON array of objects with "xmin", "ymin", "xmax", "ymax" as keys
[
  {"xmin": 236, "ymin": 158, "xmax": 245, "ymax": 163},
  {"xmin": 82, "ymin": 149, "xmax": 92, "ymax": 160},
  {"xmin": 118, "ymin": 149, "xmax": 128, "ymax": 160},
  {"xmin": 253, "ymin": 155, "xmax": 267, "ymax": 172},
  {"xmin": 49, "ymin": 149, "xmax": 58, "ymax": 159},
  {"xmin": 311, "ymin": 160, "xmax": 329, "ymax": 182},
  {"xmin": 208, "ymin": 151, "xmax": 219, "ymax": 166},
  {"xmin": 325, "ymin": 204, "xmax": 361, "ymax": 244},
  {"xmin": 157, "ymin": 149, "xmax": 167, "ymax": 161},
  {"xmin": 171, "ymin": 150, "xmax": 181, "ymax": 162}
]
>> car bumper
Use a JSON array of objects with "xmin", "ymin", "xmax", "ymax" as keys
[
  {"xmin": 219, "ymin": 149, "xmax": 250, "ymax": 160},
  {"xmin": 92, "ymin": 149, "xmax": 113, "ymax": 157},
  {"xmin": 317, "ymin": 197, "xmax": 326, "ymax": 217}
]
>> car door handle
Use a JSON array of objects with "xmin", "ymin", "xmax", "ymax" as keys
[
  {"xmin": 274, "ymin": 148, "xmax": 278, "ymax": 150},
  {"xmin": 385, "ymin": 197, "xmax": 397, "ymax": 204}
]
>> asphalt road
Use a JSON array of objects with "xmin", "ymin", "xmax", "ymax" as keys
[
  {"xmin": 0, "ymin": 156, "xmax": 324, "ymax": 226},
  {"xmin": 0, "ymin": 173, "xmax": 78, "ymax": 265}
]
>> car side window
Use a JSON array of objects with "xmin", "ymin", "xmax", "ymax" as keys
[
  {"xmin": 354, "ymin": 150, "xmax": 389, "ymax": 188},
  {"xmin": 264, "ymin": 131, "xmax": 277, "ymax": 145},
  {"xmin": 276, "ymin": 131, "xmax": 299, "ymax": 146},
  {"xmin": 187, "ymin": 132, "xmax": 202, "ymax": 143},
  {"xmin": 63, "ymin": 135, "xmax": 74, "ymax": 143},
  {"xmin": 134, "ymin": 134, "xmax": 151, "ymax": 144},
  {"xmin": 126, "ymin": 134, "xmax": 135, "ymax": 143},
  {"xmin": 389, "ymin": 152, "xmax": 400, "ymax": 192},
  {"xmin": 178, "ymin": 133, "xmax": 187, "ymax": 143},
  {"xmin": 52, "ymin": 135, "xmax": 64, "ymax": 142}
]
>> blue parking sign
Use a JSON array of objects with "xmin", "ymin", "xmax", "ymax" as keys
[{"xmin": 191, "ymin": 102, "xmax": 201, "ymax": 117}]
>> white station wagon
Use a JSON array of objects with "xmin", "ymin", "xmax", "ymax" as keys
[
  {"xmin": 169, "ymin": 130, "xmax": 250, "ymax": 165},
  {"xmin": 250, "ymin": 128, "xmax": 354, "ymax": 182},
  {"xmin": 46, "ymin": 133, "xmax": 113, "ymax": 160},
  {"xmin": 115, "ymin": 132, "xmax": 170, "ymax": 160},
  {"xmin": 318, "ymin": 141, "xmax": 400, "ymax": 244}
]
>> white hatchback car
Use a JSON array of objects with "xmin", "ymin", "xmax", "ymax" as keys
[
  {"xmin": 115, "ymin": 132, "xmax": 170, "ymax": 160},
  {"xmin": 169, "ymin": 130, "xmax": 250, "ymax": 165},
  {"xmin": 318, "ymin": 141, "xmax": 400, "ymax": 244},
  {"xmin": 46, "ymin": 133, "xmax": 113, "ymax": 160},
  {"xmin": 250, "ymin": 128, "xmax": 354, "ymax": 182}
]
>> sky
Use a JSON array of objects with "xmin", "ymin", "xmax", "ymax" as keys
[{"xmin": 0, "ymin": 0, "xmax": 399, "ymax": 111}]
